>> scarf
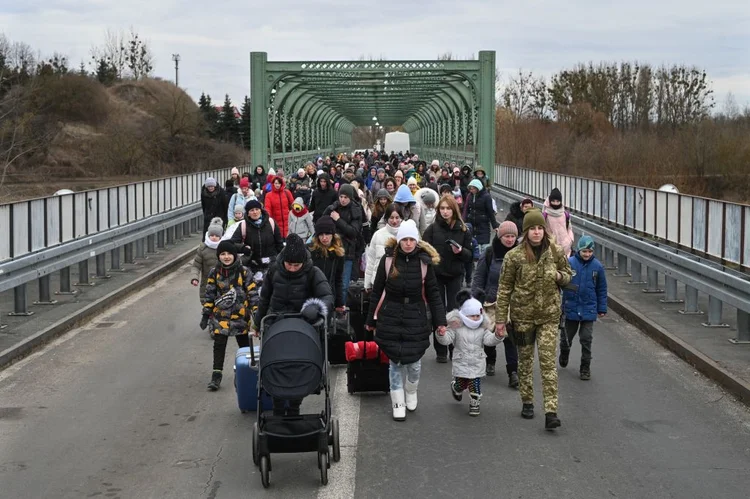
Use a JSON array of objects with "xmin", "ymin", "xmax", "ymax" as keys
[
  {"xmin": 545, "ymin": 205, "xmax": 564, "ymax": 218},
  {"xmin": 251, "ymin": 215, "xmax": 263, "ymax": 227},
  {"xmin": 458, "ymin": 311, "xmax": 484, "ymax": 330},
  {"xmin": 292, "ymin": 206, "xmax": 309, "ymax": 217},
  {"xmin": 204, "ymin": 233, "xmax": 219, "ymax": 249}
]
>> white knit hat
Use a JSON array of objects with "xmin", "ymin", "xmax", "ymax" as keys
[
  {"xmin": 396, "ymin": 219, "xmax": 419, "ymax": 243},
  {"xmin": 460, "ymin": 297, "xmax": 483, "ymax": 316}
]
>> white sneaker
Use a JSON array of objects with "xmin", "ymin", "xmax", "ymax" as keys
[
  {"xmin": 391, "ymin": 389, "xmax": 406, "ymax": 421},
  {"xmin": 404, "ymin": 380, "xmax": 419, "ymax": 412}
]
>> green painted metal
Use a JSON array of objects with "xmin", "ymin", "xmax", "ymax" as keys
[{"xmin": 250, "ymin": 52, "xmax": 495, "ymax": 178}]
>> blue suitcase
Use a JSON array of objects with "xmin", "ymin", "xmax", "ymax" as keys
[{"xmin": 234, "ymin": 344, "xmax": 273, "ymax": 413}]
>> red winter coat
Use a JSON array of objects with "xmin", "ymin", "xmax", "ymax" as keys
[{"xmin": 264, "ymin": 177, "xmax": 294, "ymax": 237}]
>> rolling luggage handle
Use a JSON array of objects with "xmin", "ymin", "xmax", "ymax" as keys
[{"xmin": 248, "ymin": 334, "xmax": 257, "ymax": 368}]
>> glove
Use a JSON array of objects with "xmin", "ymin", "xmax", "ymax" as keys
[{"xmin": 199, "ymin": 315, "xmax": 209, "ymax": 330}]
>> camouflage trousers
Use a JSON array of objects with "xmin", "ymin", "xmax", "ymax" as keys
[{"xmin": 516, "ymin": 321, "xmax": 558, "ymax": 413}]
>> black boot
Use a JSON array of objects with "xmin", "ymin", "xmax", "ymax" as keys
[
  {"xmin": 559, "ymin": 349, "xmax": 570, "ymax": 368},
  {"xmin": 486, "ymin": 363, "xmax": 496, "ymax": 376},
  {"xmin": 521, "ymin": 403, "xmax": 534, "ymax": 419},
  {"xmin": 207, "ymin": 370, "xmax": 222, "ymax": 391},
  {"xmin": 508, "ymin": 372, "xmax": 519, "ymax": 389},
  {"xmin": 545, "ymin": 412, "xmax": 561, "ymax": 430},
  {"xmin": 580, "ymin": 363, "xmax": 591, "ymax": 380}
]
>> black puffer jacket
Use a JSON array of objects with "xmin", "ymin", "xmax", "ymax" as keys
[
  {"xmin": 472, "ymin": 237, "xmax": 516, "ymax": 300},
  {"xmin": 366, "ymin": 239, "xmax": 446, "ymax": 364},
  {"xmin": 309, "ymin": 173, "xmax": 339, "ymax": 222},
  {"xmin": 230, "ymin": 210, "xmax": 284, "ymax": 272},
  {"xmin": 422, "ymin": 216, "xmax": 473, "ymax": 279},
  {"xmin": 255, "ymin": 254, "xmax": 334, "ymax": 325},
  {"xmin": 201, "ymin": 186, "xmax": 227, "ymax": 228},
  {"xmin": 505, "ymin": 201, "xmax": 524, "ymax": 236},
  {"xmin": 323, "ymin": 200, "xmax": 362, "ymax": 260},
  {"xmin": 462, "ymin": 188, "xmax": 498, "ymax": 245},
  {"xmin": 310, "ymin": 246, "xmax": 345, "ymax": 308}
]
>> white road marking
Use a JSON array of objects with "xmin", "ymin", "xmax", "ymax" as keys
[{"xmin": 317, "ymin": 364, "xmax": 360, "ymax": 499}]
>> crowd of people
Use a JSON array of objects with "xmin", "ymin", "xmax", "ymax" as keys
[{"xmin": 191, "ymin": 150, "xmax": 608, "ymax": 430}]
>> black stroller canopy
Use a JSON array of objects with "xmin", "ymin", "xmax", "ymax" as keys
[{"xmin": 260, "ymin": 318, "xmax": 324, "ymax": 400}]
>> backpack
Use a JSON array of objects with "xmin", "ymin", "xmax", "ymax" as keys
[
  {"xmin": 373, "ymin": 256, "xmax": 428, "ymax": 320},
  {"xmin": 543, "ymin": 210, "xmax": 570, "ymax": 229},
  {"xmin": 240, "ymin": 217, "xmax": 276, "ymax": 241}
]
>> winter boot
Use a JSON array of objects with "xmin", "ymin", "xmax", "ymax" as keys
[
  {"xmin": 508, "ymin": 372, "xmax": 519, "ymax": 389},
  {"xmin": 207, "ymin": 370, "xmax": 222, "ymax": 391},
  {"xmin": 521, "ymin": 403, "xmax": 534, "ymax": 419},
  {"xmin": 436, "ymin": 354, "xmax": 448, "ymax": 364},
  {"xmin": 545, "ymin": 412, "xmax": 561, "ymax": 430},
  {"xmin": 485, "ymin": 363, "xmax": 496, "ymax": 376},
  {"xmin": 391, "ymin": 390, "xmax": 406, "ymax": 421},
  {"xmin": 469, "ymin": 393, "xmax": 481, "ymax": 417},
  {"xmin": 580, "ymin": 364, "xmax": 591, "ymax": 380},
  {"xmin": 404, "ymin": 380, "xmax": 419, "ymax": 412},
  {"xmin": 450, "ymin": 380, "xmax": 463, "ymax": 402},
  {"xmin": 559, "ymin": 349, "xmax": 570, "ymax": 368}
]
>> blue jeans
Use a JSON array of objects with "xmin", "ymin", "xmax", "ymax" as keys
[
  {"xmin": 389, "ymin": 359, "xmax": 421, "ymax": 391},
  {"xmin": 341, "ymin": 259, "xmax": 354, "ymax": 302}
]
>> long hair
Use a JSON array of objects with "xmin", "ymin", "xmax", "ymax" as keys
[
  {"xmin": 436, "ymin": 195, "xmax": 467, "ymax": 231},
  {"xmin": 382, "ymin": 204, "xmax": 404, "ymax": 227},
  {"xmin": 371, "ymin": 194, "xmax": 392, "ymax": 221},
  {"xmin": 310, "ymin": 233, "xmax": 345, "ymax": 258},
  {"xmin": 522, "ymin": 228, "xmax": 551, "ymax": 263}
]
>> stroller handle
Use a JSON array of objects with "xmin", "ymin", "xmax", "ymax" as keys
[{"xmin": 259, "ymin": 312, "xmax": 328, "ymax": 337}]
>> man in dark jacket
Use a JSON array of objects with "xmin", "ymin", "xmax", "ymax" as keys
[
  {"xmin": 309, "ymin": 173, "xmax": 338, "ymax": 222},
  {"xmin": 323, "ymin": 183, "xmax": 362, "ymax": 300},
  {"xmin": 462, "ymin": 179, "xmax": 499, "ymax": 250},
  {"xmin": 505, "ymin": 198, "xmax": 533, "ymax": 236},
  {"xmin": 230, "ymin": 200, "xmax": 284, "ymax": 274},
  {"xmin": 201, "ymin": 177, "xmax": 227, "ymax": 234}
]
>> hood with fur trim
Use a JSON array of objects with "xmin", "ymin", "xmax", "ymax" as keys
[
  {"xmin": 383, "ymin": 237, "xmax": 440, "ymax": 266},
  {"xmin": 446, "ymin": 309, "xmax": 494, "ymax": 331}
]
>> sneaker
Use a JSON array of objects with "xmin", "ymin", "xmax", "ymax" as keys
[
  {"xmin": 469, "ymin": 394, "xmax": 481, "ymax": 417},
  {"xmin": 436, "ymin": 355, "xmax": 448, "ymax": 364},
  {"xmin": 545, "ymin": 412, "xmax": 561, "ymax": 430},
  {"xmin": 486, "ymin": 364, "xmax": 496, "ymax": 376},
  {"xmin": 521, "ymin": 403, "xmax": 534, "ymax": 419},
  {"xmin": 207, "ymin": 370, "xmax": 222, "ymax": 391},
  {"xmin": 580, "ymin": 367, "xmax": 591, "ymax": 380},
  {"xmin": 559, "ymin": 349, "xmax": 570, "ymax": 368},
  {"xmin": 508, "ymin": 372, "xmax": 519, "ymax": 389},
  {"xmin": 450, "ymin": 381, "xmax": 463, "ymax": 401}
]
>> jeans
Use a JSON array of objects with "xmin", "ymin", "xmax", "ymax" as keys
[
  {"xmin": 563, "ymin": 320, "xmax": 594, "ymax": 364},
  {"xmin": 389, "ymin": 359, "xmax": 421, "ymax": 391},
  {"xmin": 341, "ymin": 259, "xmax": 354, "ymax": 302},
  {"xmin": 212, "ymin": 334, "xmax": 249, "ymax": 371},
  {"xmin": 434, "ymin": 275, "xmax": 462, "ymax": 357}
]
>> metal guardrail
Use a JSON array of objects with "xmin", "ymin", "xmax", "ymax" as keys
[
  {"xmin": 494, "ymin": 164, "xmax": 750, "ymax": 271},
  {"xmin": 491, "ymin": 184, "xmax": 750, "ymax": 344},
  {"xmin": 412, "ymin": 147, "xmax": 476, "ymax": 166}
]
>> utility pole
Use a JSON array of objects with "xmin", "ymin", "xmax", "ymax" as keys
[{"xmin": 172, "ymin": 53, "xmax": 181, "ymax": 87}]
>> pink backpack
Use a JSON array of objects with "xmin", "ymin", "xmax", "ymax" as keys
[{"xmin": 373, "ymin": 256, "xmax": 428, "ymax": 320}]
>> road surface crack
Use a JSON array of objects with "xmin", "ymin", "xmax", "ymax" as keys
[{"xmin": 202, "ymin": 445, "xmax": 223, "ymax": 497}]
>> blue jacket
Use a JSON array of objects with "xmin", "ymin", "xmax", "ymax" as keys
[{"xmin": 563, "ymin": 252, "xmax": 608, "ymax": 321}]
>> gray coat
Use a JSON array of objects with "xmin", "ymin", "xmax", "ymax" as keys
[{"xmin": 191, "ymin": 242, "xmax": 219, "ymax": 303}]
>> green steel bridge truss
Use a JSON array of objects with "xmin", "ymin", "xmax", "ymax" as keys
[{"xmin": 250, "ymin": 51, "xmax": 496, "ymax": 180}]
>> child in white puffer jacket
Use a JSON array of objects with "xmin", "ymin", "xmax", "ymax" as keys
[{"xmin": 437, "ymin": 289, "xmax": 504, "ymax": 416}]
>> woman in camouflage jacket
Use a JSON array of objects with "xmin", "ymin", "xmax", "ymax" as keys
[{"xmin": 494, "ymin": 208, "xmax": 572, "ymax": 431}]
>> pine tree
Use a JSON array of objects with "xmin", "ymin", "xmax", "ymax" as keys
[
  {"xmin": 78, "ymin": 61, "xmax": 87, "ymax": 77},
  {"xmin": 198, "ymin": 92, "xmax": 210, "ymax": 113},
  {"xmin": 239, "ymin": 96, "xmax": 251, "ymax": 149},
  {"xmin": 218, "ymin": 94, "xmax": 238, "ymax": 143}
]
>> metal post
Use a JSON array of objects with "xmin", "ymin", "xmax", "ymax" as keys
[
  {"xmin": 56, "ymin": 266, "xmax": 77, "ymax": 295},
  {"xmin": 477, "ymin": 51, "xmax": 496, "ymax": 182},
  {"xmin": 614, "ymin": 253, "xmax": 630, "ymax": 277},
  {"xmin": 147, "ymin": 234, "xmax": 157, "ymax": 254},
  {"xmin": 183, "ymin": 221, "xmax": 190, "ymax": 237},
  {"xmin": 702, "ymin": 296, "xmax": 729, "ymax": 328},
  {"xmin": 34, "ymin": 275, "xmax": 58, "ymax": 305},
  {"xmin": 75, "ymin": 260, "xmax": 94, "ymax": 286},
  {"xmin": 604, "ymin": 248, "xmax": 616, "ymax": 269},
  {"xmin": 9, "ymin": 284, "xmax": 34, "ymax": 316},
  {"xmin": 729, "ymin": 310, "xmax": 750, "ymax": 344},
  {"xmin": 628, "ymin": 259, "xmax": 645, "ymax": 284},
  {"xmin": 136, "ymin": 238, "xmax": 146, "ymax": 259},
  {"xmin": 166, "ymin": 226, "xmax": 175, "ymax": 246},
  {"xmin": 157, "ymin": 230, "xmax": 166, "ymax": 249},
  {"xmin": 660, "ymin": 276, "xmax": 683, "ymax": 303},
  {"xmin": 110, "ymin": 247, "xmax": 124, "ymax": 272},
  {"xmin": 95, "ymin": 253, "xmax": 111, "ymax": 279},
  {"xmin": 175, "ymin": 223, "xmax": 183, "ymax": 241},
  {"xmin": 251, "ymin": 52, "xmax": 270, "ymax": 168},
  {"xmin": 124, "ymin": 243, "xmax": 135, "ymax": 264},
  {"xmin": 642, "ymin": 267, "xmax": 663, "ymax": 293},
  {"xmin": 679, "ymin": 285, "xmax": 702, "ymax": 315}
]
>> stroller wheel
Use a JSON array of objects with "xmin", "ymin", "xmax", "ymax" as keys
[
  {"xmin": 331, "ymin": 418, "xmax": 341, "ymax": 463},
  {"xmin": 252, "ymin": 423, "xmax": 259, "ymax": 466},
  {"xmin": 318, "ymin": 452, "xmax": 328, "ymax": 485},
  {"xmin": 260, "ymin": 455, "xmax": 270, "ymax": 488}
]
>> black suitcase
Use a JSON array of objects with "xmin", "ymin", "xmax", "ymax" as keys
[{"xmin": 346, "ymin": 326, "xmax": 390, "ymax": 394}]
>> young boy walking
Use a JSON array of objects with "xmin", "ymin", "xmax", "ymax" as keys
[{"xmin": 559, "ymin": 235, "xmax": 608, "ymax": 380}]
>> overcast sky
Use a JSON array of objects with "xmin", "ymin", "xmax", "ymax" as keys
[{"xmin": 3, "ymin": 0, "xmax": 749, "ymax": 111}]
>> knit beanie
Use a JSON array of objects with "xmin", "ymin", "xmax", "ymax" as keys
[
  {"xmin": 419, "ymin": 189, "xmax": 437, "ymax": 205},
  {"xmin": 376, "ymin": 188, "xmax": 392, "ymax": 202},
  {"xmin": 468, "ymin": 179, "xmax": 484, "ymax": 191},
  {"xmin": 268, "ymin": 168, "xmax": 276, "ymax": 176},
  {"xmin": 460, "ymin": 297, "xmax": 483, "ymax": 317},
  {"xmin": 314, "ymin": 215, "xmax": 336, "ymax": 235},
  {"xmin": 396, "ymin": 219, "xmax": 419, "ymax": 243},
  {"xmin": 231, "ymin": 167, "xmax": 240, "ymax": 176},
  {"xmin": 549, "ymin": 188, "xmax": 563, "ymax": 203},
  {"xmin": 216, "ymin": 240, "xmax": 237, "ymax": 259},
  {"xmin": 207, "ymin": 221, "xmax": 224, "ymax": 238},
  {"xmin": 498, "ymin": 220, "xmax": 518, "ymax": 237},
  {"xmin": 577, "ymin": 235, "xmax": 595, "ymax": 251},
  {"xmin": 338, "ymin": 183, "xmax": 356, "ymax": 200},
  {"xmin": 239, "ymin": 177, "xmax": 250, "ymax": 189},
  {"xmin": 407, "ymin": 176, "xmax": 418, "ymax": 186},
  {"xmin": 204, "ymin": 177, "xmax": 217, "ymax": 188},
  {"xmin": 245, "ymin": 199, "xmax": 262, "ymax": 212},
  {"xmin": 439, "ymin": 183, "xmax": 452, "ymax": 195},
  {"xmin": 377, "ymin": 167, "xmax": 385, "ymax": 174},
  {"xmin": 431, "ymin": 159, "xmax": 440, "ymax": 167},
  {"xmin": 393, "ymin": 184, "xmax": 416, "ymax": 203},
  {"xmin": 283, "ymin": 233, "xmax": 308, "ymax": 264},
  {"xmin": 522, "ymin": 208, "xmax": 546, "ymax": 233}
]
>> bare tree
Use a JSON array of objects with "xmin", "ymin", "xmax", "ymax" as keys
[
  {"xmin": 151, "ymin": 86, "xmax": 202, "ymax": 138},
  {"xmin": 126, "ymin": 28, "xmax": 154, "ymax": 80}
]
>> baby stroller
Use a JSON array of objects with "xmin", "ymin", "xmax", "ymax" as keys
[{"xmin": 252, "ymin": 312, "xmax": 341, "ymax": 488}]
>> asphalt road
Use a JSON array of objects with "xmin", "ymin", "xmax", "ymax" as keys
[{"xmin": 1, "ymin": 265, "xmax": 749, "ymax": 499}]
